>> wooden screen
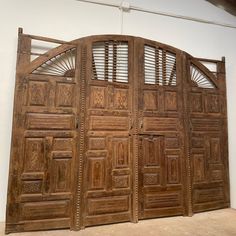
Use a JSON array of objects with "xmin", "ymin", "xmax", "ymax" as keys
[{"xmin": 5, "ymin": 30, "xmax": 230, "ymax": 234}]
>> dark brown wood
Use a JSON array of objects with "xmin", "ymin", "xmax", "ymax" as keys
[{"xmin": 5, "ymin": 31, "xmax": 230, "ymax": 234}]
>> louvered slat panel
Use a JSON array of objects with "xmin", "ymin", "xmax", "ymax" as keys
[
  {"xmin": 92, "ymin": 41, "xmax": 128, "ymax": 83},
  {"xmin": 144, "ymin": 45, "xmax": 177, "ymax": 86},
  {"xmin": 190, "ymin": 64, "xmax": 216, "ymax": 89},
  {"xmin": 32, "ymin": 48, "xmax": 76, "ymax": 77}
]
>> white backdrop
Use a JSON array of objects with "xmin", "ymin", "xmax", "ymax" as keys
[{"xmin": 0, "ymin": 0, "xmax": 236, "ymax": 222}]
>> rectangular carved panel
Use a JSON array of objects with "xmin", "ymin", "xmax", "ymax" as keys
[
  {"xmin": 193, "ymin": 154, "xmax": 205, "ymax": 182},
  {"xmin": 56, "ymin": 83, "xmax": 74, "ymax": 107},
  {"xmin": 21, "ymin": 180, "xmax": 42, "ymax": 194},
  {"xmin": 28, "ymin": 81, "xmax": 48, "ymax": 106},
  {"xmin": 112, "ymin": 138, "xmax": 129, "ymax": 168},
  {"xmin": 210, "ymin": 138, "xmax": 221, "ymax": 163},
  {"xmin": 164, "ymin": 91, "xmax": 177, "ymax": 111},
  {"xmin": 90, "ymin": 116, "xmax": 129, "ymax": 131},
  {"xmin": 87, "ymin": 196, "xmax": 129, "ymax": 215},
  {"xmin": 165, "ymin": 137, "xmax": 179, "ymax": 149},
  {"xmin": 90, "ymin": 86, "xmax": 106, "ymax": 109},
  {"xmin": 143, "ymin": 91, "xmax": 158, "ymax": 111},
  {"xmin": 167, "ymin": 155, "xmax": 180, "ymax": 184},
  {"xmin": 207, "ymin": 94, "xmax": 220, "ymax": 113},
  {"xmin": 192, "ymin": 137, "xmax": 204, "ymax": 148},
  {"xmin": 113, "ymin": 175, "xmax": 129, "ymax": 189},
  {"xmin": 24, "ymin": 138, "xmax": 44, "ymax": 172},
  {"xmin": 114, "ymin": 88, "xmax": 128, "ymax": 110},
  {"xmin": 88, "ymin": 158, "xmax": 105, "ymax": 190},
  {"xmin": 143, "ymin": 173, "xmax": 160, "ymax": 186},
  {"xmin": 144, "ymin": 193, "xmax": 180, "ymax": 209},
  {"xmin": 26, "ymin": 113, "xmax": 75, "ymax": 130},
  {"xmin": 143, "ymin": 118, "xmax": 178, "ymax": 131},
  {"xmin": 209, "ymin": 164, "xmax": 223, "ymax": 181},
  {"xmin": 194, "ymin": 187, "xmax": 224, "ymax": 204},
  {"xmin": 21, "ymin": 200, "xmax": 70, "ymax": 220},
  {"xmin": 53, "ymin": 138, "xmax": 73, "ymax": 151},
  {"xmin": 89, "ymin": 137, "xmax": 106, "ymax": 150},
  {"xmin": 51, "ymin": 159, "xmax": 72, "ymax": 193},
  {"xmin": 191, "ymin": 119, "xmax": 221, "ymax": 132},
  {"xmin": 143, "ymin": 137, "xmax": 161, "ymax": 166},
  {"xmin": 190, "ymin": 92, "xmax": 203, "ymax": 113}
]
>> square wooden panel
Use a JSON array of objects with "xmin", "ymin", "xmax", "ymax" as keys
[
  {"xmin": 114, "ymin": 88, "xmax": 129, "ymax": 110},
  {"xmin": 143, "ymin": 90, "xmax": 158, "ymax": 111},
  {"xmin": 56, "ymin": 83, "xmax": 74, "ymax": 107},
  {"xmin": 191, "ymin": 137, "xmax": 204, "ymax": 148},
  {"xmin": 90, "ymin": 86, "xmax": 106, "ymax": 109},
  {"xmin": 164, "ymin": 91, "xmax": 177, "ymax": 111},
  {"xmin": 143, "ymin": 173, "xmax": 160, "ymax": 186},
  {"xmin": 53, "ymin": 138, "xmax": 73, "ymax": 151},
  {"xmin": 28, "ymin": 81, "xmax": 48, "ymax": 106},
  {"xmin": 21, "ymin": 180, "xmax": 42, "ymax": 194},
  {"xmin": 89, "ymin": 137, "xmax": 106, "ymax": 150},
  {"xmin": 165, "ymin": 137, "xmax": 179, "ymax": 149},
  {"xmin": 112, "ymin": 175, "xmax": 129, "ymax": 189}
]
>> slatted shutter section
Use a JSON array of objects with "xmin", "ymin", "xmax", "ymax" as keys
[
  {"xmin": 144, "ymin": 45, "xmax": 177, "ymax": 86},
  {"xmin": 32, "ymin": 48, "xmax": 76, "ymax": 77},
  {"xmin": 190, "ymin": 64, "xmax": 216, "ymax": 89},
  {"xmin": 92, "ymin": 41, "xmax": 128, "ymax": 83}
]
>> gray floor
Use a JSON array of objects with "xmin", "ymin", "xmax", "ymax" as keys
[{"xmin": 1, "ymin": 208, "xmax": 236, "ymax": 236}]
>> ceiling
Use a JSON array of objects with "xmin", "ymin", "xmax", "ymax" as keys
[{"xmin": 206, "ymin": 0, "xmax": 236, "ymax": 16}]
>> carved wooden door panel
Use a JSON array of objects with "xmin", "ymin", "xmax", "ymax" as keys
[
  {"xmin": 80, "ymin": 37, "xmax": 134, "ymax": 227},
  {"xmin": 186, "ymin": 57, "xmax": 230, "ymax": 213},
  {"xmin": 136, "ymin": 39, "xmax": 187, "ymax": 219},
  {"xmin": 6, "ymin": 33, "xmax": 79, "ymax": 233}
]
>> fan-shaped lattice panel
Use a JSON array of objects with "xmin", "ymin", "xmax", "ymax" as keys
[
  {"xmin": 32, "ymin": 48, "xmax": 76, "ymax": 77},
  {"xmin": 144, "ymin": 45, "xmax": 177, "ymax": 86},
  {"xmin": 92, "ymin": 41, "xmax": 128, "ymax": 83},
  {"xmin": 190, "ymin": 64, "xmax": 216, "ymax": 89}
]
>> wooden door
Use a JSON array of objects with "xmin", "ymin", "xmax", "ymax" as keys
[
  {"xmin": 185, "ymin": 57, "xmax": 230, "ymax": 213},
  {"xmin": 6, "ymin": 32, "xmax": 230, "ymax": 234},
  {"xmin": 80, "ymin": 36, "xmax": 135, "ymax": 227},
  {"xmin": 136, "ymin": 39, "xmax": 187, "ymax": 219},
  {"xmin": 6, "ymin": 33, "xmax": 79, "ymax": 233}
]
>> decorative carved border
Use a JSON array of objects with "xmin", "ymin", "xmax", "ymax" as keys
[{"xmin": 75, "ymin": 45, "xmax": 87, "ymax": 230}]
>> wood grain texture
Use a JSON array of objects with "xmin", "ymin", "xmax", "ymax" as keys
[{"xmin": 5, "ymin": 31, "xmax": 230, "ymax": 234}]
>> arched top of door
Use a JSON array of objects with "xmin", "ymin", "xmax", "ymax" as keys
[{"xmin": 19, "ymin": 33, "xmax": 221, "ymax": 89}]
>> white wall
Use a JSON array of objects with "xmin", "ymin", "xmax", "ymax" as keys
[{"xmin": 0, "ymin": 0, "xmax": 236, "ymax": 222}]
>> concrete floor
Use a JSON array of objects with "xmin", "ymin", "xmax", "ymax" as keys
[{"xmin": 1, "ymin": 208, "xmax": 236, "ymax": 236}]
